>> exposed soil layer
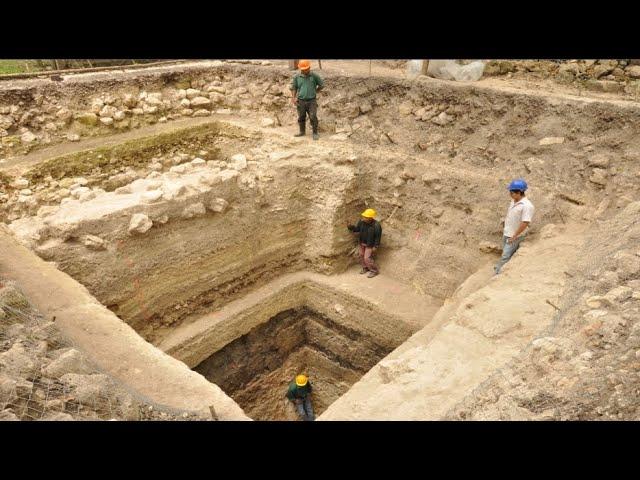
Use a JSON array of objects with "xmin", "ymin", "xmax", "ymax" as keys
[{"xmin": 195, "ymin": 306, "xmax": 409, "ymax": 420}]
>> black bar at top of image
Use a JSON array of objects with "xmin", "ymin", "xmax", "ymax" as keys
[{"xmin": 4, "ymin": 16, "xmax": 639, "ymax": 60}]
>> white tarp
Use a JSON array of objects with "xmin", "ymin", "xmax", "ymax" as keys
[{"xmin": 407, "ymin": 60, "xmax": 485, "ymax": 81}]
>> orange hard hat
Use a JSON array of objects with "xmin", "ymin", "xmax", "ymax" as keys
[{"xmin": 298, "ymin": 60, "xmax": 311, "ymax": 70}]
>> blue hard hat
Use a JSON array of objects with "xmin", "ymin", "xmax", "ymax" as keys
[{"xmin": 507, "ymin": 179, "xmax": 528, "ymax": 191}]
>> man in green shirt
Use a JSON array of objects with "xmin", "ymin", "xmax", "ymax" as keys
[
  {"xmin": 290, "ymin": 59, "xmax": 324, "ymax": 140},
  {"xmin": 286, "ymin": 374, "xmax": 315, "ymax": 421}
]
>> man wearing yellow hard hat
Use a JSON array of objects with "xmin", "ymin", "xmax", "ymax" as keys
[
  {"xmin": 286, "ymin": 374, "xmax": 315, "ymax": 421},
  {"xmin": 290, "ymin": 60, "xmax": 324, "ymax": 140},
  {"xmin": 347, "ymin": 208, "xmax": 382, "ymax": 278}
]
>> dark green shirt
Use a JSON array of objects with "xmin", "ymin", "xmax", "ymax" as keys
[
  {"xmin": 348, "ymin": 220, "xmax": 382, "ymax": 248},
  {"xmin": 286, "ymin": 381, "xmax": 313, "ymax": 400},
  {"xmin": 290, "ymin": 72, "xmax": 324, "ymax": 100}
]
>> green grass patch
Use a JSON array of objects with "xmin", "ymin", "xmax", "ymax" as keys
[
  {"xmin": 23, "ymin": 122, "xmax": 234, "ymax": 183},
  {"xmin": 0, "ymin": 60, "xmax": 31, "ymax": 75},
  {"xmin": 0, "ymin": 59, "xmax": 169, "ymax": 76}
]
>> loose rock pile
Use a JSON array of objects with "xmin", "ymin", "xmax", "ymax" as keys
[
  {"xmin": 0, "ymin": 278, "xmax": 207, "ymax": 421},
  {"xmin": 0, "ymin": 130, "xmax": 259, "ymax": 223},
  {"xmin": 484, "ymin": 59, "xmax": 640, "ymax": 95},
  {"xmin": 6, "ymin": 147, "xmax": 252, "ymax": 248},
  {"xmin": 0, "ymin": 65, "xmax": 288, "ymax": 157}
]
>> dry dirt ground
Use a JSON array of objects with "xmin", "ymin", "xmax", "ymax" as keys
[
  {"xmin": 268, "ymin": 59, "xmax": 640, "ymax": 104},
  {"xmin": 1, "ymin": 59, "xmax": 639, "ymax": 420}
]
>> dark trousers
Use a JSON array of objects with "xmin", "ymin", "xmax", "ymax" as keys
[
  {"xmin": 294, "ymin": 397, "xmax": 315, "ymax": 421},
  {"xmin": 297, "ymin": 98, "xmax": 318, "ymax": 133}
]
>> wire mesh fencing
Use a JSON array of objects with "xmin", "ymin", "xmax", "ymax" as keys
[{"xmin": 0, "ymin": 278, "xmax": 210, "ymax": 421}]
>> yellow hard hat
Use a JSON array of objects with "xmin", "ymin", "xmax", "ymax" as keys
[
  {"xmin": 361, "ymin": 208, "xmax": 376, "ymax": 218},
  {"xmin": 295, "ymin": 374, "xmax": 308, "ymax": 387}
]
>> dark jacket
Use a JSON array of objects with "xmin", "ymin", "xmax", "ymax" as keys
[
  {"xmin": 348, "ymin": 220, "xmax": 382, "ymax": 248},
  {"xmin": 287, "ymin": 381, "xmax": 312, "ymax": 400}
]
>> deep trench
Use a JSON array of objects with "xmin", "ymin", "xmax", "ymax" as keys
[
  {"xmin": 194, "ymin": 306, "xmax": 407, "ymax": 420},
  {"xmin": 7, "ymin": 58, "xmax": 640, "ymax": 425}
]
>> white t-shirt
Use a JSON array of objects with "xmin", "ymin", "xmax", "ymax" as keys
[{"xmin": 503, "ymin": 197, "xmax": 534, "ymax": 237}]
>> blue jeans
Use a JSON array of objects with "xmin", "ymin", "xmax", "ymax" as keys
[
  {"xmin": 494, "ymin": 235, "xmax": 524, "ymax": 274},
  {"xmin": 295, "ymin": 397, "xmax": 315, "ymax": 421}
]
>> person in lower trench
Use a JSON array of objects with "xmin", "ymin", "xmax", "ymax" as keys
[
  {"xmin": 286, "ymin": 374, "xmax": 315, "ymax": 421},
  {"xmin": 348, "ymin": 208, "xmax": 382, "ymax": 278}
]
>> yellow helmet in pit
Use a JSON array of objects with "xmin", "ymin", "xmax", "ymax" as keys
[
  {"xmin": 361, "ymin": 208, "xmax": 376, "ymax": 219},
  {"xmin": 296, "ymin": 374, "xmax": 308, "ymax": 387}
]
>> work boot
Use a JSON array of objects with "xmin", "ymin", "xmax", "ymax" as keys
[
  {"xmin": 312, "ymin": 133, "xmax": 319, "ymax": 140},
  {"xmin": 359, "ymin": 267, "xmax": 369, "ymax": 274},
  {"xmin": 367, "ymin": 271, "xmax": 379, "ymax": 278},
  {"xmin": 294, "ymin": 123, "xmax": 305, "ymax": 137}
]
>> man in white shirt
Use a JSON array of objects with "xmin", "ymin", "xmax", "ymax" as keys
[{"xmin": 495, "ymin": 179, "xmax": 535, "ymax": 274}]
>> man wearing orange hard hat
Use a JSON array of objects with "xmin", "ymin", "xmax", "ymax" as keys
[
  {"xmin": 290, "ymin": 59, "xmax": 324, "ymax": 140},
  {"xmin": 347, "ymin": 208, "xmax": 382, "ymax": 278}
]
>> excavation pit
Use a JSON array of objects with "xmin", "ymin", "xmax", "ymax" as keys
[
  {"xmin": 195, "ymin": 307, "xmax": 398, "ymax": 420},
  {"xmin": 3, "ymin": 60, "xmax": 639, "ymax": 421},
  {"xmin": 161, "ymin": 277, "xmax": 417, "ymax": 420}
]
